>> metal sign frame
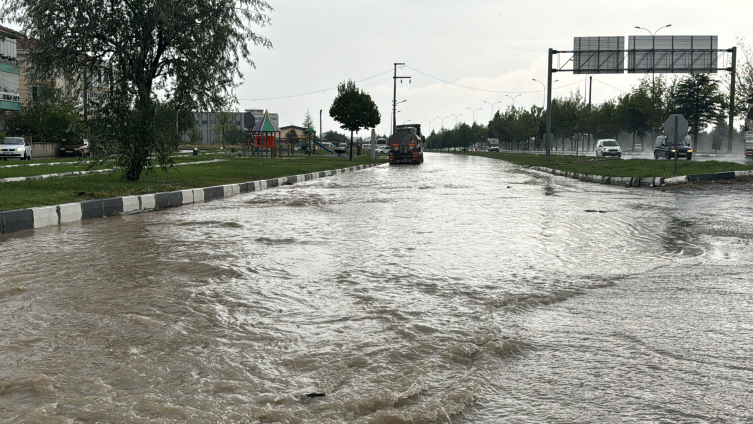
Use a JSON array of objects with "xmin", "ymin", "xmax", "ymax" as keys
[
  {"xmin": 544, "ymin": 37, "xmax": 737, "ymax": 160},
  {"xmin": 574, "ymin": 37, "xmax": 625, "ymax": 74},
  {"xmin": 627, "ymin": 36, "xmax": 719, "ymax": 73}
]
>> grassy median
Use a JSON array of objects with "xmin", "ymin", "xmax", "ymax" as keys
[
  {"xmin": 0, "ymin": 154, "xmax": 387, "ymax": 211},
  {"xmin": 467, "ymin": 152, "xmax": 753, "ymax": 179}
]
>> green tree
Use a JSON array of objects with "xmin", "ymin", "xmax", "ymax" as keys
[
  {"xmin": 152, "ymin": 100, "xmax": 196, "ymax": 151},
  {"xmin": 669, "ymin": 74, "xmax": 724, "ymax": 150},
  {"xmin": 4, "ymin": 0, "xmax": 272, "ymax": 180},
  {"xmin": 7, "ymin": 82, "xmax": 86, "ymax": 142},
  {"xmin": 323, "ymin": 130, "xmax": 348, "ymax": 143},
  {"xmin": 329, "ymin": 80, "xmax": 381, "ymax": 160},
  {"xmin": 302, "ymin": 109, "xmax": 315, "ymax": 131},
  {"xmin": 735, "ymin": 40, "xmax": 753, "ymax": 125}
]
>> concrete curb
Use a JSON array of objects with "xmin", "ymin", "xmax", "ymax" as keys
[
  {"xmin": 0, "ymin": 163, "xmax": 382, "ymax": 235},
  {"xmin": 527, "ymin": 165, "xmax": 751, "ymax": 188}
]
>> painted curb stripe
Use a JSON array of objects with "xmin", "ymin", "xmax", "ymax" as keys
[{"xmin": 0, "ymin": 163, "xmax": 380, "ymax": 234}]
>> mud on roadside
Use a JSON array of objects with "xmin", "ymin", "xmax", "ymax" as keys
[{"xmin": 661, "ymin": 176, "xmax": 753, "ymax": 193}]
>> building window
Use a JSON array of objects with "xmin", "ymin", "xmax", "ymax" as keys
[{"xmin": 202, "ymin": 120, "xmax": 207, "ymax": 126}]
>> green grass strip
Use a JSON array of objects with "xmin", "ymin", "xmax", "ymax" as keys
[
  {"xmin": 0, "ymin": 155, "xmax": 386, "ymax": 211},
  {"xmin": 465, "ymin": 152, "xmax": 753, "ymax": 179}
]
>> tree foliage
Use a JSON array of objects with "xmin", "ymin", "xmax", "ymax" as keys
[
  {"xmin": 670, "ymin": 74, "xmax": 724, "ymax": 149},
  {"xmin": 329, "ymin": 80, "xmax": 380, "ymax": 160},
  {"xmin": 323, "ymin": 130, "xmax": 348, "ymax": 143},
  {"xmin": 6, "ymin": 82, "xmax": 86, "ymax": 142},
  {"xmin": 302, "ymin": 109, "xmax": 315, "ymax": 131},
  {"xmin": 3, "ymin": 0, "xmax": 272, "ymax": 180}
]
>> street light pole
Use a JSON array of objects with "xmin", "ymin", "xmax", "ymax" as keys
[
  {"xmin": 533, "ymin": 79, "xmax": 558, "ymax": 108},
  {"xmin": 450, "ymin": 113, "xmax": 462, "ymax": 127},
  {"xmin": 424, "ymin": 119, "xmax": 434, "ymax": 134},
  {"xmin": 484, "ymin": 100, "xmax": 502, "ymax": 120},
  {"xmin": 467, "ymin": 107, "xmax": 481, "ymax": 124},
  {"xmin": 505, "ymin": 94, "xmax": 521, "ymax": 110},
  {"xmin": 635, "ymin": 24, "xmax": 671, "ymax": 150},
  {"xmin": 437, "ymin": 115, "xmax": 449, "ymax": 130}
]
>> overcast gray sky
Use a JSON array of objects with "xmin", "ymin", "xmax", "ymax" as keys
[
  {"xmin": 4, "ymin": 0, "xmax": 750, "ymax": 136},
  {"xmin": 238, "ymin": 0, "xmax": 750, "ymax": 136}
]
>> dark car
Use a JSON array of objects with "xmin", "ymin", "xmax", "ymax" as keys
[{"xmin": 654, "ymin": 135, "xmax": 692, "ymax": 160}]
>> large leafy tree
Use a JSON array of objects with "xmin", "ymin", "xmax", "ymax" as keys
[
  {"xmin": 3, "ymin": 0, "xmax": 272, "ymax": 180},
  {"xmin": 669, "ymin": 74, "xmax": 724, "ymax": 150},
  {"xmin": 329, "ymin": 80, "xmax": 380, "ymax": 160},
  {"xmin": 735, "ymin": 40, "xmax": 753, "ymax": 127}
]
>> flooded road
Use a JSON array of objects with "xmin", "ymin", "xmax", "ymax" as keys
[{"xmin": 1, "ymin": 153, "xmax": 752, "ymax": 423}]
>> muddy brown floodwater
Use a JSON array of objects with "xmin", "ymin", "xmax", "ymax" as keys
[{"xmin": 1, "ymin": 153, "xmax": 752, "ymax": 423}]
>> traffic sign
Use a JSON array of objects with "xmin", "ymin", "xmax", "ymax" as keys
[{"xmin": 664, "ymin": 114, "xmax": 688, "ymax": 146}]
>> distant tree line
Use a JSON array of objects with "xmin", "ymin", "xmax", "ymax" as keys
[{"xmin": 427, "ymin": 62, "xmax": 753, "ymax": 152}]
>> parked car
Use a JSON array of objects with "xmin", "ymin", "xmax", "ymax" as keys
[
  {"xmin": 595, "ymin": 139, "xmax": 621, "ymax": 157},
  {"xmin": 0, "ymin": 136, "xmax": 32, "ymax": 160},
  {"xmin": 654, "ymin": 135, "xmax": 692, "ymax": 160},
  {"xmin": 375, "ymin": 145, "xmax": 390, "ymax": 154},
  {"xmin": 489, "ymin": 144, "xmax": 500, "ymax": 152},
  {"xmin": 338, "ymin": 142, "xmax": 348, "ymax": 149}
]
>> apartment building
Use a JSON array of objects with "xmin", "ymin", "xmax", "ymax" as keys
[
  {"xmin": 0, "ymin": 25, "xmax": 22, "ymax": 131},
  {"xmin": 194, "ymin": 109, "xmax": 279, "ymax": 145}
]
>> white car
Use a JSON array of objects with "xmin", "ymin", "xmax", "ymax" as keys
[
  {"xmin": 0, "ymin": 137, "xmax": 32, "ymax": 160},
  {"xmin": 375, "ymin": 145, "xmax": 390, "ymax": 154},
  {"xmin": 595, "ymin": 139, "xmax": 621, "ymax": 158}
]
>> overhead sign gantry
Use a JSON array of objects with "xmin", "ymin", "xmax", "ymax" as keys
[{"xmin": 544, "ymin": 35, "xmax": 736, "ymax": 160}]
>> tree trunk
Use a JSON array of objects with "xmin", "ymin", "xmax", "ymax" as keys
[
  {"xmin": 123, "ymin": 87, "xmax": 155, "ymax": 181},
  {"xmin": 349, "ymin": 130, "xmax": 354, "ymax": 161}
]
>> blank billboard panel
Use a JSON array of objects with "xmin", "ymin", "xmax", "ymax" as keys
[
  {"xmin": 573, "ymin": 37, "xmax": 625, "ymax": 74},
  {"xmin": 628, "ymin": 36, "xmax": 718, "ymax": 73}
]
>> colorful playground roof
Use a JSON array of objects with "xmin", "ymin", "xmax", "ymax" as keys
[{"xmin": 251, "ymin": 110, "xmax": 280, "ymax": 133}]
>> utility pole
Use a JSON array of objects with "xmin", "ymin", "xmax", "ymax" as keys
[{"xmin": 393, "ymin": 63, "xmax": 410, "ymax": 135}]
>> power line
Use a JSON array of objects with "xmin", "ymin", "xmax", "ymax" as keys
[
  {"xmin": 593, "ymin": 78, "xmax": 627, "ymax": 93},
  {"xmin": 238, "ymin": 69, "xmax": 393, "ymax": 101},
  {"xmin": 404, "ymin": 66, "xmax": 584, "ymax": 94},
  {"xmin": 405, "ymin": 66, "xmax": 542, "ymax": 94}
]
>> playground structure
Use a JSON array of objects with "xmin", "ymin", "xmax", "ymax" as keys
[{"xmin": 242, "ymin": 110, "xmax": 295, "ymax": 158}]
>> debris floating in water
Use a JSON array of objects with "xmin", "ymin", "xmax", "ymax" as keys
[{"xmin": 306, "ymin": 393, "xmax": 326, "ymax": 398}]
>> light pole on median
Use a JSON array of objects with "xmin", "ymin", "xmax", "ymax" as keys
[
  {"xmin": 437, "ymin": 115, "xmax": 449, "ymax": 130},
  {"xmin": 450, "ymin": 113, "xmax": 462, "ymax": 128},
  {"xmin": 505, "ymin": 94, "xmax": 521, "ymax": 111},
  {"xmin": 467, "ymin": 107, "xmax": 482, "ymax": 124},
  {"xmin": 533, "ymin": 78, "xmax": 558, "ymax": 108},
  {"xmin": 635, "ymin": 24, "xmax": 671, "ymax": 148},
  {"xmin": 484, "ymin": 100, "xmax": 502, "ymax": 120}
]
